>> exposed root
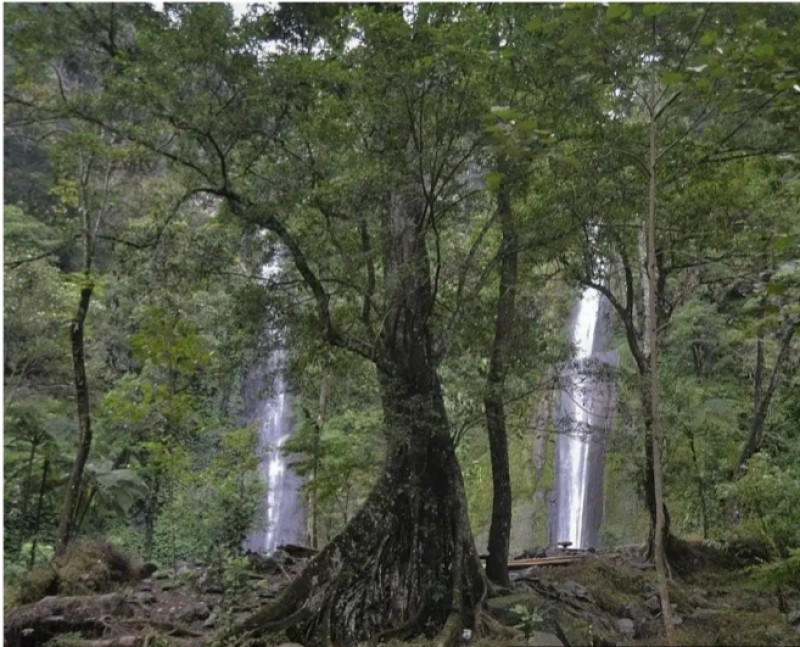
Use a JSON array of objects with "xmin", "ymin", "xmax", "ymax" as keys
[
  {"xmin": 476, "ymin": 611, "xmax": 520, "ymax": 640},
  {"xmin": 434, "ymin": 612, "xmax": 462, "ymax": 647}
]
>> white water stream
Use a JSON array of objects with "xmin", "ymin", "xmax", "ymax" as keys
[
  {"xmin": 243, "ymin": 258, "xmax": 306, "ymax": 553},
  {"xmin": 552, "ymin": 282, "xmax": 618, "ymax": 549}
]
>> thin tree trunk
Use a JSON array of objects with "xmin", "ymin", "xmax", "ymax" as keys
[
  {"xmin": 16, "ymin": 438, "xmax": 40, "ymax": 556},
  {"xmin": 484, "ymin": 171, "xmax": 517, "ymax": 589},
  {"xmin": 311, "ymin": 373, "xmax": 329, "ymax": 550},
  {"xmin": 56, "ymin": 283, "xmax": 94, "ymax": 556},
  {"xmin": 736, "ymin": 323, "xmax": 796, "ymax": 475},
  {"xmin": 647, "ymin": 57, "xmax": 675, "ymax": 645},
  {"xmin": 29, "ymin": 458, "xmax": 50, "ymax": 569}
]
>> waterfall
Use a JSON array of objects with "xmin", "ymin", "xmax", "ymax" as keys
[
  {"xmin": 243, "ymin": 257, "xmax": 306, "ymax": 553},
  {"xmin": 551, "ymin": 282, "xmax": 619, "ymax": 549}
]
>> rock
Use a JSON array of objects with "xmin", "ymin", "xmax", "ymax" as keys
[
  {"xmin": 645, "ymin": 595, "xmax": 661, "ymax": 613},
  {"xmin": 672, "ymin": 614, "xmax": 683, "ymax": 626},
  {"xmin": 160, "ymin": 580, "xmax": 180, "ymax": 592},
  {"xmin": 510, "ymin": 567, "xmax": 540, "ymax": 581},
  {"xmin": 268, "ymin": 548, "xmax": 295, "ymax": 566},
  {"xmin": 688, "ymin": 592, "xmax": 710, "ymax": 608},
  {"xmin": 129, "ymin": 590, "xmax": 157, "ymax": 605},
  {"xmin": 485, "ymin": 592, "xmax": 547, "ymax": 625},
  {"xmin": 622, "ymin": 602, "xmax": 648, "ymax": 623},
  {"xmin": 528, "ymin": 630, "xmax": 565, "ymax": 646},
  {"xmin": 177, "ymin": 601, "xmax": 210, "ymax": 623},
  {"xmin": 203, "ymin": 611, "xmax": 218, "ymax": 628},
  {"xmin": 275, "ymin": 642, "xmax": 305, "ymax": 647},
  {"xmin": 514, "ymin": 546, "xmax": 548, "ymax": 560},
  {"xmin": 176, "ymin": 563, "xmax": 194, "ymax": 578},
  {"xmin": 558, "ymin": 580, "xmax": 594, "ymax": 603},
  {"xmin": 616, "ymin": 618, "xmax": 635, "ymax": 639},
  {"xmin": 139, "ymin": 562, "xmax": 158, "ymax": 578},
  {"xmin": 787, "ymin": 609, "xmax": 800, "ymax": 626},
  {"xmin": 692, "ymin": 608, "xmax": 717, "ymax": 621}
]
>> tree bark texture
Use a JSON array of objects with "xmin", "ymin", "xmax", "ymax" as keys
[
  {"xmin": 483, "ymin": 174, "xmax": 517, "ymax": 589},
  {"xmin": 56, "ymin": 283, "xmax": 94, "ymax": 556},
  {"xmin": 231, "ymin": 367, "xmax": 484, "ymax": 646}
]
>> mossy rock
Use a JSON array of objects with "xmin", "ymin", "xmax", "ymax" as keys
[
  {"xmin": 17, "ymin": 567, "xmax": 60, "ymax": 604},
  {"xmin": 55, "ymin": 539, "xmax": 140, "ymax": 596},
  {"xmin": 485, "ymin": 592, "xmax": 548, "ymax": 625}
]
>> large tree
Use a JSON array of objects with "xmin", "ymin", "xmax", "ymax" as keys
[{"xmin": 6, "ymin": 3, "xmax": 498, "ymax": 643}]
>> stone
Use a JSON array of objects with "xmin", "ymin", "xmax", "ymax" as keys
[
  {"xmin": 275, "ymin": 643, "xmax": 305, "ymax": 647},
  {"xmin": 645, "ymin": 595, "xmax": 661, "ymax": 613},
  {"xmin": 528, "ymin": 631, "xmax": 565, "ymax": 646},
  {"xmin": 692, "ymin": 608, "xmax": 717, "ymax": 621},
  {"xmin": 177, "ymin": 601, "xmax": 211, "ymax": 623},
  {"xmin": 485, "ymin": 592, "xmax": 547, "ymax": 625},
  {"xmin": 139, "ymin": 562, "xmax": 158, "ymax": 578},
  {"xmin": 688, "ymin": 592, "xmax": 710, "ymax": 608},
  {"xmin": 558, "ymin": 580, "xmax": 594, "ymax": 603},
  {"xmin": 672, "ymin": 614, "xmax": 683, "ymax": 626},
  {"xmin": 622, "ymin": 603, "xmax": 648, "ymax": 623},
  {"xmin": 129, "ymin": 590, "xmax": 157, "ymax": 605},
  {"xmin": 787, "ymin": 609, "xmax": 800, "ymax": 626},
  {"xmin": 203, "ymin": 611, "xmax": 218, "ymax": 628},
  {"xmin": 616, "ymin": 618, "xmax": 635, "ymax": 639}
]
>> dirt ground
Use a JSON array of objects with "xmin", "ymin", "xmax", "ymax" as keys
[{"xmin": 5, "ymin": 541, "xmax": 800, "ymax": 647}]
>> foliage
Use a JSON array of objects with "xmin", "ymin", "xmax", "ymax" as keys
[
  {"xmin": 719, "ymin": 453, "xmax": 800, "ymax": 556},
  {"xmin": 511, "ymin": 603, "xmax": 544, "ymax": 640},
  {"xmin": 3, "ymin": 7, "xmax": 800, "ymax": 637}
]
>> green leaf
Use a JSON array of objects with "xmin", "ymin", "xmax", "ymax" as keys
[
  {"xmin": 525, "ymin": 16, "xmax": 543, "ymax": 32},
  {"xmin": 642, "ymin": 4, "xmax": 666, "ymax": 17},
  {"xmin": 661, "ymin": 71, "xmax": 683, "ymax": 85},
  {"xmin": 486, "ymin": 171, "xmax": 503, "ymax": 192},
  {"xmin": 699, "ymin": 30, "xmax": 717, "ymax": 46},
  {"xmin": 765, "ymin": 283, "xmax": 786, "ymax": 296},
  {"xmin": 606, "ymin": 4, "xmax": 632, "ymax": 20},
  {"xmin": 753, "ymin": 43, "xmax": 775, "ymax": 61}
]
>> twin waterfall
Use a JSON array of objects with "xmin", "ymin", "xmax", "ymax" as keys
[
  {"xmin": 551, "ymin": 283, "xmax": 619, "ymax": 549},
  {"xmin": 244, "ymin": 260, "xmax": 617, "ymax": 553}
]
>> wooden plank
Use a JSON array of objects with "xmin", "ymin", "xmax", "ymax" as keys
[{"xmin": 506, "ymin": 555, "xmax": 587, "ymax": 569}]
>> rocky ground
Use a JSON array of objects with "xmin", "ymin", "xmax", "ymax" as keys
[{"xmin": 5, "ymin": 540, "xmax": 800, "ymax": 647}]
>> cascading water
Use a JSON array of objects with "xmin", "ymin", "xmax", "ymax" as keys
[
  {"xmin": 551, "ymin": 282, "xmax": 619, "ymax": 549},
  {"xmin": 243, "ymin": 258, "xmax": 306, "ymax": 553}
]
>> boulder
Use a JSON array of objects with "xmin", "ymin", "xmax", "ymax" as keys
[
  {"xmin": 616, "ymin": 617, "xmax": 635, "ymax": 639},
  {"xmin": 558, "ymin": 580, "xmax": 594, "ymax": 604},
  {"xmin": 176, "ymin": 601, "xmax": 210, "ymax": 623},
  {"xmin": 645, "ymin": 595, "xmax": 661, "ymax": 614}
]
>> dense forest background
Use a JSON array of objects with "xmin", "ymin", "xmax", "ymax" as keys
[{"xmin": 4, "ymin": 2, "xmax": 800, "ymax": 639}]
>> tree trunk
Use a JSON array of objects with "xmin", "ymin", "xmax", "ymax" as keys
[
  {"xmin": 56, "ymin": 283, "xmax": 94, "ymax": 556},
  {"xmin": 483, "ymin": 173, "xmax": 516, "ymax": 589},
  {"xmin": 646, "ymin": 58, "xmax": 674, "ymax": 645},
  {"xmin": 29, "ymin": 458, "xmax": 50, "ymax": 569},
  {"xmin": 736, "ymin": 323, "xmax": 796, "ymax": 475},
  {"xmin": 231, "ymin": 187, "xmax": 486, "ymax": 646},
  {"xmin": 231, "ymin": 369, "xmax": 485, "ymax": 646}
]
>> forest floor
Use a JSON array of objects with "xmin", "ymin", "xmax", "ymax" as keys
[{"xmin": 4, "ymin": 539, "xmax": 800, "ymax": 647}]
